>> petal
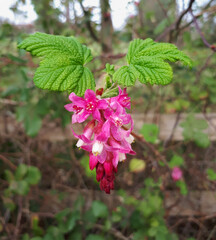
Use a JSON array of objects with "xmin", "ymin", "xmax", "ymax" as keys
[
  {"xmin": 72, "ymin": 114, "xmax": 78, "ymax": 124},
  {"xmin": 112, "ymin": 152, "xmax": 119, "ymax": 168},
  {"xmin": 98, "ymin": 149, "xmax": 107, "ymax": 164},
  {"xmin": 92, "ymin": 108, "xmax": 101, "ymax": 121},
  {"xmin": 83, "ymin": 120, "xmax": 95, "ymax": 139},
  {"xmin": 89, "ymin": 154, "xmax": 98, "ymax": 170},
  {"xmin": 97, "ymin": 99, "xmax": 108, "ymax": 109},
  {"xmin": 111, "ymin": 125, "xmax": 123, "ymax": 141},
  {"xmin": 77, "ymin": 110, "xmax": 89, "ymax": 123},
  {"xmin": 64, "ymin": 103, "xmax": 74, "ymax": 112},
  {"xmin": 69, "ymin": 93, "xmax": 85, "ymax": 107},
  {"xmin": 104, "ymin": 108, "xmax": 113, "ymax": 120},
  {"xmin": 96, "ymin": 120, "xmax": 111, "ymax": 142},
  {"xmin": 118, "ymin": 86, "xmax": 123, "ymax": 95},
  {"xmin": 84, "ymin": 89, "xmax": 97, "ymax": 102}
]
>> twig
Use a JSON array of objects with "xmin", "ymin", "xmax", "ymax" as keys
[
  {"xmin": 169, "ymin": 0, "xmax": 195, "ymax": 42},
  {"xmin": 156, "ymin": 0, "xmax": 195, "ymax": 41},
  {"xmin": 122, "ymin": 126, "xmax": 170, "ymax": 168},
  {"xmin": 13, "ymin": 197, "xmax": 23, "ymax": 240},
  {"xmin": 94, "ymin": 223, "xmax": 129, "ymax": 240},
  {"xmin": 78, "ymin": 0, "xmax": 99, "ymax": 42},
  {"xmin": 207, "ymin": 225, "xmax": 216, "ymax": 240},
  {"xmin": 0, "ymin": 99, "xmax": 19, "ymax": 106},
  {"xmin": 179, "ymin": 3, "xmax": 216, "ymax": 32},
  {"xmin": 0, "ymin": 154, "xmax": 17, "ymax": 170},
  {"xmin": 190, "ymin": 9, "xmax": 216, "ymax": 52},
  {"xmin": 0, "ymin": 216, "xmax": 12, "ymax": 239},
  {"xmin": 22, "ymin": 208, "xmax": 55, "ymax": 218},
  {"xmin": 163, "ymin": 112, "xmax": 181, "ymax": 148},
  {"xmin": 155, "ymin": 0, "xmax": 171, "ymax": 23},
  {"xmin": 195, "ymin": 52, "xmax": 215, "ymax": 83}
]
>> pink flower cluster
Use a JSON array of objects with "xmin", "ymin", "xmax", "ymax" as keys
[{"xmin": 64, "ymin": 87, "xmax": 135, "ymax": 194}]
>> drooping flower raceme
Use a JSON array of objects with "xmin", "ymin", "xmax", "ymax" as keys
[{"xmin": 64, "ymin": 87, "xmax": 135, "ymax": 194}]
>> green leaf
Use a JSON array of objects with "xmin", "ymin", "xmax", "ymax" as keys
[
  {"xmin": 168, "ymin": 155, "xmax": 184, "ymax": 168},
  {"xmin": 114, "ymin": 38, "xmax": 192, "ymax": 86},
  {"xmin": 24, "ymin": 113, "xmax": 42, "ymax": 137},
  {"xmin": 92, "ymin": 201, "xmax": 108, "ymax": 218},
  {"xmin": 18, "ymin": 32, "xmax": 95, "ymax": 96},
  {"xmin": 180, "ymin": 115, "xmax": 210, "ymax": 148},
  {"xmin": 30, "ymin": 237, "xmax": 43, "ymax": 240},
  {"xmin": 80, "ymin": 156, "xmax": 96, "ymax": 181},
  {"xmin": 86, "ymin": 235, "xmax": 104, "ymax": 240},
  {"xmin": 22, "ymin": 233, "xmax": 30, "ymax": 240},
  {"xmin": 15, "ymin": 164, "xmax": 28, "ymax": 180},
  {"xmin": 10, "ymin": 180, "xmax": 30, "ymax": 195},
  {"xmin": 56, "ymin": 209, "xmax": 80, "ymax": 233},
  {"xmin": 113, "ymin": 66, "xmax": 136, "ymax": 86},
  {"xmin": 25, "ymin": 166, "xmax": 41, "ymax": 185},
  {"xmin": 44, "ymin": 227, "xmax": 64, "ymax": 240},
  {"xmin": 207, "ymin": 168, "xmax": 216, "ymax": 181},
  {"xmin": 102, "ymin": 87, "xmax": 119, "ymax": 98},
  {"xmin": 2, "ymin": 197, "xmax": 16, "ymax": 211},
  {"xmin": 16, "ymin": 105, "xmax": 42, "ymax": 137},
  {"xmin": 176, "ymin": 180, "xmax": 188, "ymax": 195},
  {"xmin": 68, "ymin": 229, "xmax": 82, "ymax": 240},
  {"xmin": 129, "ymin": 158, "xmax": 146, "ymax": 172},
  {"xmin": 105, "ymin": 63, "xmax": 115, "ymax": 75},
  {"xmin": 154, "ymin": 19, "xmax": 169, "ymax": 35},
  {"xmin": 4, "ymin": 170, "xmax": 14, "ymax": 183},
  {"xmin": 194, "ymin": 132, "xmax": 210, "ymax": 148},
  {"xmin": 140, "ymin": 123, "xmax": 159, "ymax": 143}
]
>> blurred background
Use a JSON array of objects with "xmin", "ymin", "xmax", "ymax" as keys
[{"xmin": 0, "ymin": 0, "xmax": 216, "ymax": 239}]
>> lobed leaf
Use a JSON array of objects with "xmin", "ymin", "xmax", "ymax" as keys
[
  {"xmin": 114, "ymin": 38, "xmax": 192, "ymax": 87},
  {"xmin": 18, "ymin": 32, "xmax": 95, "ymax": 96}
]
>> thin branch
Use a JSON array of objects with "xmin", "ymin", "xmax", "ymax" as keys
[
  {"xmin": 155, "ymin": 0, "xmax": 171, "ymax": 23},
  {"xmin": 122, "ymin": 126, "xmax": 170, "ymax": 169},
  {"xmin": 163, "ymin": 112, "xmax": 181, "ymax": 148},
  {"xmin": 78, "ymin": 0, "xmax": 99, "ymax": 42},
  {"xmin": 169, "ymin": 0, "xmax": 195, "ymax": 42},
  {"xmin": 0, "ymin": 99, "xmax": 19, "ymax": 105},
  {"xmin": 190, "ymin": 9, "xmax": 216, "ymax": 52},
  {"xmin": 94, "ymin": 223, "xmax": 129, "ymax": 240},
  {"xmin": 156, "ymin": 0, "xmax": 195, "ymax": 41},
  {"xmin": 195, "ymin": 52, "xmax": 215, "ymax": 83},
  {"xmin": 13, "ymin": 197, "xmax": 23, "ymax": 240},
  {"xmin": 179, "ymin": 3, "xmax": 216, "ymax": 32},
  {"xmin": 0, "ymin": 154, "xmax": 17, "ymax": 170}
]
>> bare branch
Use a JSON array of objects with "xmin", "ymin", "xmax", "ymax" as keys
[
  {"xmin": 156, "ymin": 0, "xmax": 195, "ymax": 41},
  {"xmin": 78, "ymin": 0, "xmax": 99, "ymax": 42},
  {"xmin": 190, "ymin": 9, "xmax": 216, "ymax": 52}
]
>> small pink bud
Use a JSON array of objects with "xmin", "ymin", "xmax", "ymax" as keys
[
  {"xmin": 96, "ymin": 88, "xmax": 104, "ymax": 96},
  {"xmin": 103, "ymin": 161, "xmax": 113, "ymax": 176},
  {"xmin": 96, "ymin": 163, "xmax": 104, "ymax": 182},
  {"xmin": 172, "ymin": 167, "xmax": 183, "ymax": 181},
  {"xmin": 100, "ymin": 177, "xmax": 113, "ymax": 194}
]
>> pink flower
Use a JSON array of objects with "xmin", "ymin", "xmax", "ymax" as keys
[
  {"xmin": 65, "ymin": 87, "xmax": 135, "ymax": 194},
  {"xmin": 172, "ymin": 167, "xmax": 183, "ymax": 181},
  {"xmin": 64, "ymin": 89, "xmax": 108, "ymax": 123},
  {"xmin": 110, "ymin": 87, "xmax": 131, "ymax": 109}
]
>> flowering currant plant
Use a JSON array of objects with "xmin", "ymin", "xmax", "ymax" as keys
[{"xmin": 18, "ymin": 33, "xmax": 192, "ymax": 194}]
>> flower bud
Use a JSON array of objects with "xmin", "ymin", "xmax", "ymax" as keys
[
  {"xmin": 171, "ymin": 167, "xmax": 183, "ymax": 181},
  {"xmin": 96, "ymin": 163, "xmax": 104, "ymax": 182}
]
